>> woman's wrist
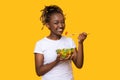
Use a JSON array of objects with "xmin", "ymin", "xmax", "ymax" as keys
[
  {"xmin": 78, "ymin": 40, "xmax": 83, "ymax": 44},
  {"xmin": 55, "ymin": 59, "xmax": 60, "ymax": 64}
]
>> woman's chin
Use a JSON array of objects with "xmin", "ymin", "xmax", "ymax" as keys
[{"xmin": 57, "ymin": 32, "xmax": 63, "ymax": 36}]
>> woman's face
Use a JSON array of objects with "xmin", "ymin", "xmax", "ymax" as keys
[{"xmin": 47, "ymin": 13, "xmax": 65, "ymax": 36}]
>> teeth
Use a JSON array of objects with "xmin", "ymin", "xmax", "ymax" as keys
[{"xmin": 57, "ymin": 29, "xmax": 63, "ymax": 31}]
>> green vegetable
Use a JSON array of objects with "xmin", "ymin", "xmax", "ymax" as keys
[{"xmin": 56, "ymin": 48, "xmax": 74, "ymax": 59}]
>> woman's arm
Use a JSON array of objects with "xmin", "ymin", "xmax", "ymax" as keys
[
  {"xmin": 72, "ymin": 32, "xmax": 87, "ymax": 68},
  {"xmin": 34, "ymin": 53, "xmax": 60, "ymax": 76},
  {"xmin": 34, "ymin": 53, "xmax": 70, "ymax": 76}
]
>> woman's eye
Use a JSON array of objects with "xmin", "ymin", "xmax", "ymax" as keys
[
  {"xmin": 54, "ymin": 22, "xmax": 58, "ymax": 24},
  {"xmin": 54, "ymin": 21, "xmax": 65, "ymax": 24}
]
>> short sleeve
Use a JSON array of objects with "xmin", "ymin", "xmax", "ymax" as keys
[
  {"xmin": 70, "ymin": 38, "xmax": 76, "ymax": 48},
  {"xmin": 34, "ymin": 42, "xmax": 43, "ymax": 54}
]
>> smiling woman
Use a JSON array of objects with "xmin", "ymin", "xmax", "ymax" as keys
[
  {"xmin": 34, "ymin": 5, "xmax": 87, "ymax": 80},
  {"xmin": 40, "ymin": 5, "xmax": 65, "ymax": 39},
  {"xmin": 46, "ymin": 13, "xmax": 65, "ymax": 37}
]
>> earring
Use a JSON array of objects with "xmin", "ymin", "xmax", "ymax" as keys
[{"xmin": 41, "ymin": 26, "xmax": 44, "ymax": 30}]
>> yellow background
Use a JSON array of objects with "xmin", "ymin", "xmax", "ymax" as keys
[{"xmin": 0, "ymin": 0, "xmax": 120, "ymax": 80}]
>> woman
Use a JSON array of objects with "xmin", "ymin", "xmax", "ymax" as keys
[{"xmin": 34, "ymin": 5, "xmax": 87, "ymax": 80}]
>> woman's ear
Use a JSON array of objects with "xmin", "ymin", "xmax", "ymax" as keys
[{"xmin": 46, "ymin": 23, "xmax": 50, "ymax": 29}]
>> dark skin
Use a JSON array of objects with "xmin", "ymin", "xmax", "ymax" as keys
[
  {"xmin": 34, "ymin": 13, "xmax": 87, "ymax": 76},
  {"xmin": 46, "ymin": 13, "xmax": 65, "ymax": 40}
]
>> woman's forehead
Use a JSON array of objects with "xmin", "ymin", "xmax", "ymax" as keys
[{"xmin": 50, "ymin": 13, "xmax": 65, "ymax": 21}]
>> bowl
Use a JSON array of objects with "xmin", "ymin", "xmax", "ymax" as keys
[{"xmin": 56, "ymin": 48, "xmax": 74, "ymax": 59}]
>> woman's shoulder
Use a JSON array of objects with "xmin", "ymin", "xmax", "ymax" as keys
[
  {"xmin": 61, "ymin": 36, "xmax": 73, "ymax": 41},
  {"xmin": 35, "ymin": 37, "xmax": 47, "ymax": 45}
]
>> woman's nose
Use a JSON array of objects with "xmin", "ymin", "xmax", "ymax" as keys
[{"xmin": 58, "ymin": 23, "xmax": 63, "ymax": 28}]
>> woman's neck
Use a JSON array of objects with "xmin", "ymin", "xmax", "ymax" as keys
[{"xmin": 47, "ymin": 34, "xmax": 62, "ymax": 40}]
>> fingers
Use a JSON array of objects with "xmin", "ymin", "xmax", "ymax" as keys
[
  {"xmin": 82, "ymin": 32, "xmax": 88, "ymax": 35},
  {"xmin": 78, "ymin": 32, "xmax": 87, "ymax": 43},
  {"xmin": 59, "ymin": 55, "xmax": 70, "ymax": 61},
  {"xmin": 57, "ymin": 54, "xmax": 72, "ymax": 61},
  {"xmin": 70, "ymin": 54, "xmax": 74, "ymax": 60},
  {"xmin": 80, "ymin": 32, "xmax": 87, "ymax": 38},
  {"xmin": 57, "ymin": 54, "xmax": 61, "ymax": 57},
  {"xmin": 61, "ymin": 54, "xmax": 75, "ymax": 61},
  {"xmin": 65, "ymin": 55, "xmax": 71, "ymax": 60}
]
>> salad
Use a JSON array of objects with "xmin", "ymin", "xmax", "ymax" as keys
[{"xmin": 56, "ymin": 48, "xmax": 74, "ymax": 59}]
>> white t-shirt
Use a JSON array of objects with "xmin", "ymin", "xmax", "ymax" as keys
[{"xmin": 34, "ymin": 36, "xmax": 76, "ymax": 80}]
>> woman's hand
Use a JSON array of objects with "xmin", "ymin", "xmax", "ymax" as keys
[
  {"xmin": 56, "ymin": 54, "xmax": 72, "ymax": 62},
  {"xmin": 78, "ymin": 32, "xmax": 87, "ymax": 43}
]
